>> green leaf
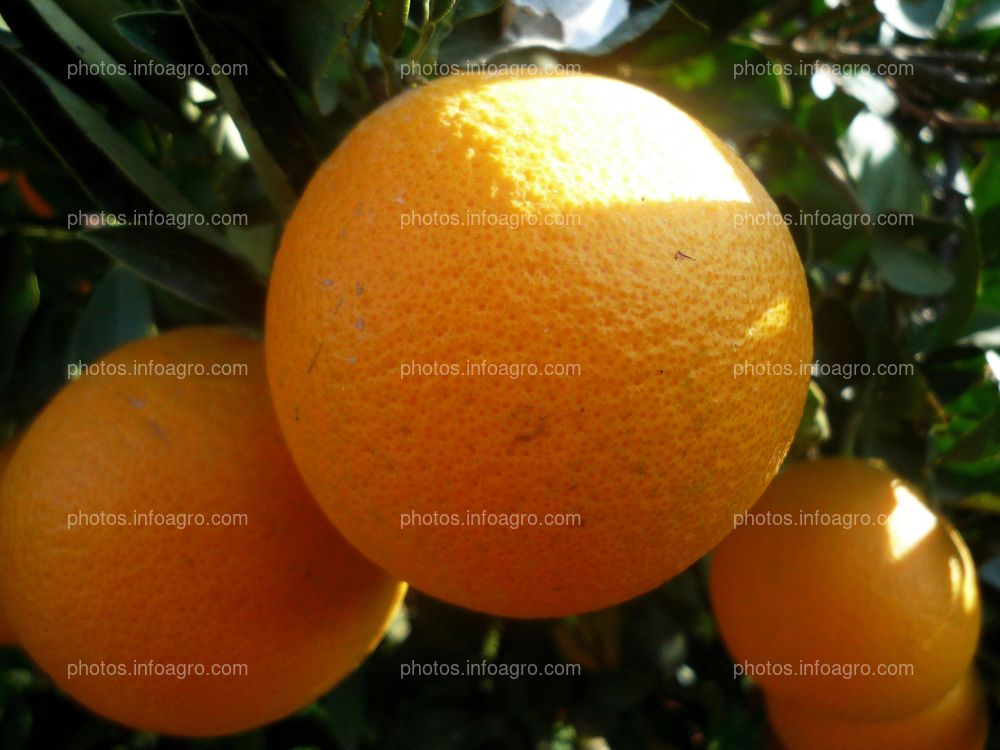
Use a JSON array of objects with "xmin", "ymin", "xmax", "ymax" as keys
[
  {"xmin": 373, "ymin": 0, "xmax": 411, "ymax": 55},
  {"xmin": 575, "ymin": 1, "xmax": 672, "ymax": 55},
  {"xmin": 871, "ymin": 232, "xmax": 955, "ymax": 296},
  {"xmin": 0, "ymin": 240, "xmax": 40, "ymax": 393},
  {"xmin": 840, "ymin": 112, "xmax": 926, "ymax": 215},
  {"xmin": 430, "ymin": 0, "xmax": 459, "ymax": 22},
  {"xmin": 70, "ymin": 266, "xmax": 156, "ymax": 364},
  {"xmin": 503, "ymin": 0, "xmax": 671, "ymax": 55},
  {"xmin": 812, "ymin": 295, "xmax": 867, "ymax": 382},
  {"xmin": 0, "ymin": 47, "xmax": 204, "ymax": 219},
  {"xmin": 81, "ymin": 227, "xmax": 266, "ymax": 326},
  {"xmin": 323, "ymin": 671, "xmax": 367, "ymax": 750},
  {"xmin": 971, "ymin": 141, "xmax": 1000, "ymax": 217},
  {"xmin": 792, "ymin": 380, "xmax": 831, "ymax": 452},
  {"xmin": 980, "ymin": 557, "xmax": 1000, "ymax": 594},
  {"xmin": 0, "ymin": 697, "xmax": 32, "ymax": 750},
  {"xmin": 875, "ymin": 0, "xmax": 956, "ymax": 38},
  {"xmin": 113, "ymin": 11, "xmax": 202, "ymax": 67},
  {"xmin": 936, "ymin": 407, "xmax": 1000, "ymax": 463},
  {"xmin": 12, "ymin": 0, "xmax": 177, "ymax": 124},
  {"xmin": 253, "ymin": 0, "xmax": 369, "ymax": 113},
  {"xmin": 178, "ymin": 0, "xmax": 319, "ymax": 218},
  {"xmin": 959, "ymin": 492, "xmax": 1000, "ymax": 512},
  {"xmin": 452, "ymin": 0, "xmax": 503, "ymax": 23},
  {"xmin": 956, "ymin": 0, "xmax": 1000, "ymax": 34},
  {"xmin": 928, "ymin": 217, "xmax": 982, "ymax": 348}
]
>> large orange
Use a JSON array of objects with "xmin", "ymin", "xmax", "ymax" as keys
[
  {"xmin": 266, "ymin": 72, "xmax": 812, "ymax": 618},
  {"xmin": 0, "ymin": 437, "xmax": 19, "ymax": 645},
  {"xmin": 0, "ymin": 328, "xmax": 405, "ymax": 736},
  {"xmin": 767, "ymin": 670, "xmax": 988, "ymax": 750},
  {"xmin": 709, "ymin": 458, "xmax": 981, "ymax": 720}
]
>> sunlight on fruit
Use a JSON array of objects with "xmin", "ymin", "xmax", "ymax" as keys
[
  {"xmin": 748, "ymin": 298, "xmax": 791, "ymax": 340},
  {"xmin": 948, "ymin": 535, "xmax": 980, "ymax": 616},
  {"xmin": 887, "ymin": 481, "xmax": 938, "ymax": 561},
  {"xmin": 444, "ymin": 76, "xmax": 755, "ymax": 209}
]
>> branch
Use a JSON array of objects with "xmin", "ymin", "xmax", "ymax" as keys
[{"xmin": 750, "ymin": 30, "xmax": 1000, "ymax": 102}]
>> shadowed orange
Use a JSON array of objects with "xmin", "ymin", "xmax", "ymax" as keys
[
  {"xmin": 710, "ymin": 458, "xmax": 981, "ymax": 720},
  {"xmin": 0, "ymin": 328, "xmax": 405, "ymax": 736},
  {"xmin": 768, "ymin": 671, "xmax": 988, "ymax": 750}
]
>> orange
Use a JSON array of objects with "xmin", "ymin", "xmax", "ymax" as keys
[
  {"xmin": 767, "ymin": 671, "xmax": 988, "ymax": 750},
  {"xmin": 266, "ymin": 72, "xmax": 812, "ymax": 618},
  {"xmin": 0, "ymin": 169, "xmax": 56, "ymax": 218},
  {"xmin": 0, "ymin": 328, "xmax": 406, "ymax": 736},
  {"xmin": 0, "ymin": 437, "xmax": 19, "ymax": 645},
  {"xmin": 709, "ymin": 458, "xmax": 981, "ymax": 720},
  {"xmin": 14, "ymin": 172, "xmax": 57, "ymax": 219}
]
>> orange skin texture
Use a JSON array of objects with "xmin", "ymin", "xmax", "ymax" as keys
[
  {"xmin": 0, "ymin": 438, "xmax": 20, "ymax": 645},
  {"xmin": 266, "ymin": 72, "xmax": 812, "ymax": 618},
  {"xmin": 0, "ymin": 328, "xmax": 406, "ymax": 737},
  {"xmin": 709, "ymin": 458, "xmax": 981, "ymax": 720},
  {"xmin": 767, "ymin": 671, "xmax": 988, "ymax": 750}
]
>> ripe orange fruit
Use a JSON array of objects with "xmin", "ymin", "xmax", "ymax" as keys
[
  {"xmin": 0, "ymin": 328, "xmax": 405, "ymax": 736},
  {"xmin": 767, "ymin": 671, "xmax": 988, "ymax": 750},
  {"xmin": 709, "ymin": 458, "xmax": 980, "ymax": 720},
  {"xmin": 266, "ymin": 72, "xmax": 812, "ymax": 618},
  {"xmin": 0, "ymin": 437, "xmax": 20, "ymax": 645}
]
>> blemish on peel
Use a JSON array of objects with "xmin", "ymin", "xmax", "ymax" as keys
[
  {"xmin": 307, "ymin": 343, "xmax": 324, "ymax": 374},
  {"xmin": 355, "ymin": 318, "xmax": 366, "ymax": 331},
  {"xmin": 127, "ymin": 396, "xmax": 144, "ymax": 409}
]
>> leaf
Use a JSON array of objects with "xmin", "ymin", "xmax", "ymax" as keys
[
  {"xmin": 839, "ymin": 112, "xmax": 926, "ymax": 215},
  {"xmin": 452, "ymin": 0, "xmax": 504, "ymax": 22},
  {"xmin": 875, "ymin": 0, "xmax": 955, "ymax": 38},
  {"xmin": 575, "ymin": 0, "xmax": 672, "ymax": 55},
  {"xmin": 373, "ymin": 0, "xmax": 411, "ymax": 55},
  {"xmin": 936, "ymin": 407, "xmax": 1000, "ymax": 463},
  {"xmin": 253, "ymin": 0, "xmax": 369, "ymax": 113},
  {"xmin": 431, "ymin": 0, "xmax": 459, "ymax": 22},
  {"xmin": 812, "ymin": 295, "xmax": 867, "ymax": 382},
  {"xmin": 980, "ymin": 556, "xmax": 1000, "ymax": 593},
  {"xmin": 871, "ymin": 232, "xmax": 954, "ymax": 296},
  {"xmin": 0, "ymin": 47, "xmax": 205, "ymax": 219},
  {"xmin": 81, "ymin": 227, "xmax": 266, "ymax": 326},
  {"xmin": 0, "ymin": 240, "xmax": 40, "ymax": 393},
  {"xmin": 178, "ymin": 0, "xmax": 318, "ymax": 218},
  {"xmin": 503, "ymin": 0, "xmax": 671, "ymax": 55},
  {"xmin": 113, "ymin": 11, "xmax": 202, "ymax": 67},
  {"xmin": 971, "ymin": 141, "xmax": 1000, "ymax": 217},
  {"xmin": 792, "ymin": 380, "xmax": 831, "ymax": 451},
  {"xmin": 323, "ymin": 671, "xmax": 367, "ymax": 750},
  {"xmin": 928, "ymin": 217, "xmax": 982, "ymax": 348},
  {"xmin": 0, "ymin": 697, "xmax": 32, "ymax": 750},
  {"xmin": 959, "ymin": 492, "xmax": 1000, "ymax": 512},
  {"xmin": 70, "ymin": 266, "xmax": 156, "ymax": 364},
  {"xmin": 10, "ymin": 0, "xmax": 178, "ymax": 124},
  {"xmin": 956, "ymin": 0, "xmax": 1000, "ymax": 34}
]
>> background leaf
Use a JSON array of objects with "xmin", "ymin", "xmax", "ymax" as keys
[
  {"xmin": 70, "ymin": 265, "xmax": 155, "ymax": 364},
  {"xmin": 80, "ymin": 227, "xmax": 266, "ymax": 326}
]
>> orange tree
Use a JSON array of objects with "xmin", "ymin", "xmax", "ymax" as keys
[{"xmin": 1, "ymin": 0, "xmax": 999, "ymax": 748}]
